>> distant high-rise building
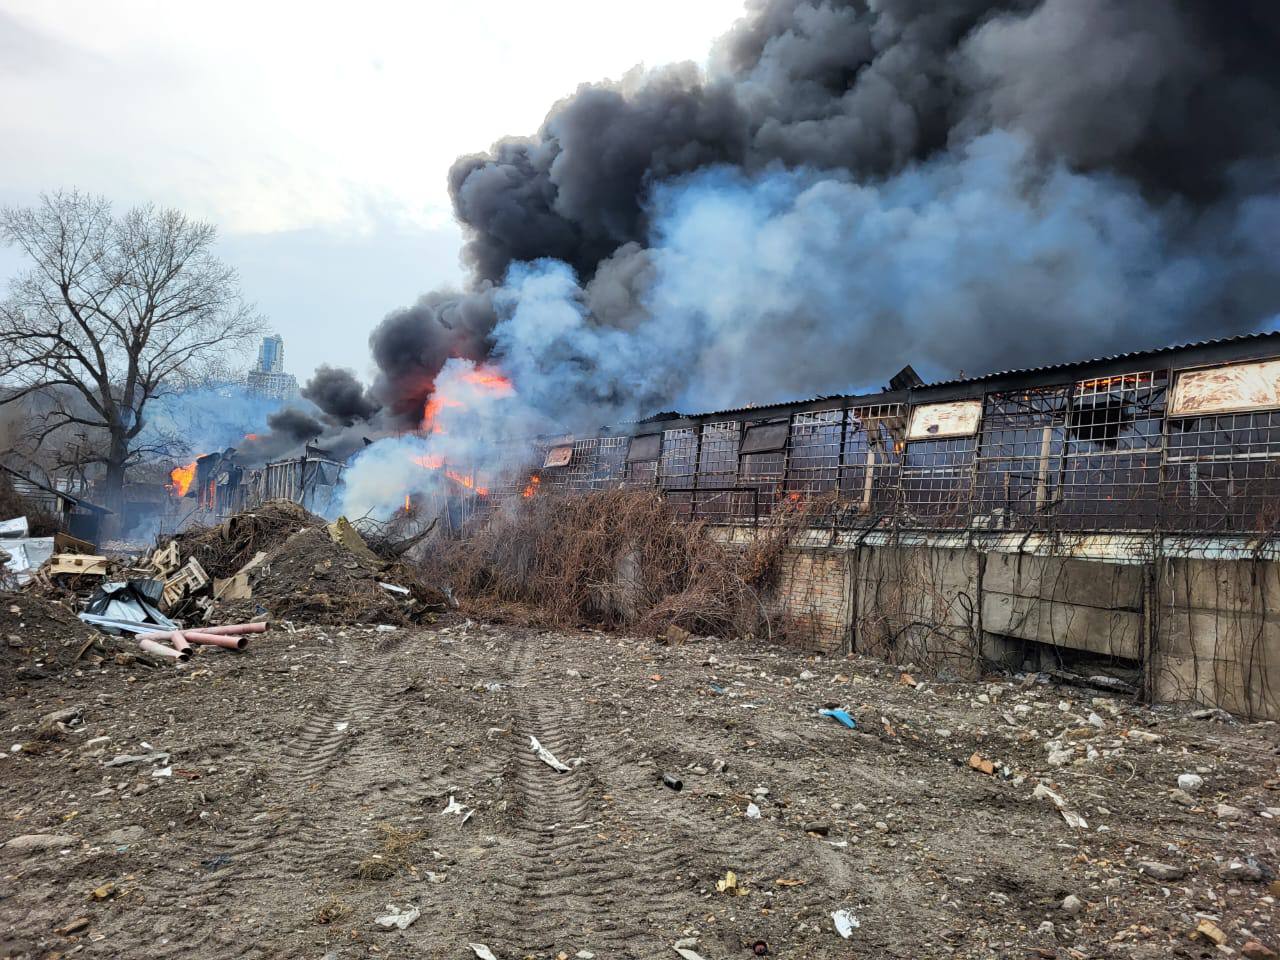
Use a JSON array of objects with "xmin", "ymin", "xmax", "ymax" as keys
[
  {"xmin": 257, "ymin": 334, "xmax": 285, "ymax": 374},
  {"xmin": 246, "ymin": 334, "xmax": 298, "ymax": 400}
]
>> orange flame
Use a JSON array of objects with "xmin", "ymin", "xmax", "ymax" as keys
[
  {"xmin": 460, "ymin": 366, "xmax": 515, "ymax": 394},
  {"xmin": 169, "ymin": 460, "xmax": 197, "ymax": 497},
  {"xmin": 421, "ymin": 363, "xmax": 515, "ymax": 433},
  {"xmin": 522, "ymin": 474, "xmax": 541, "ymax": 498},
  {"xmin": 243, "ymin": 433, "xmax": 260, "ymax": 441}
]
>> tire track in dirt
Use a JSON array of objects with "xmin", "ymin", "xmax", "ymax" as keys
[
  {"xmin": 465, "ymin": 632, "xmax": 700, "ymax": 960},
  {"xmin": 132, "ymin": 632, "xmax": 409, "ymax": 960}
]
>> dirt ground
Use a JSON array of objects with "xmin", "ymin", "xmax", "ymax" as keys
[{"xmin": 2, "ymin": 614, "xmax": 1278, "ymax": 960}]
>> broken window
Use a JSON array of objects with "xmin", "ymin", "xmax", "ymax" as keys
[
  {"xmin": 839, "ymin": 404, "xmax": 904, "ymax": 518},
  {"xmin": 1060, "ymin": 371, "xmax": 1167, "ymax": 529},
  {"xmin": 974, "ymin": 387, "xmax": 1068, "ymax": 529}
]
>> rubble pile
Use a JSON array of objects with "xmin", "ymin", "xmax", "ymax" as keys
[
  {"xmin": 2, "ymin": 499, "xmax": 446, "ymax": 677},
  {"xmin": 0, "ymin": 594, "xmax": 129, "ymax": 685}
]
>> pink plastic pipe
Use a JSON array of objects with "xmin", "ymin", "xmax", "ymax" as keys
[
  {"xmin": 138, "ymin": 637, "xmax": 187, "ymax": 661},
  {"xmin": 183, "ymin": 630, "xmax": 248, "ymax": 650},
  {"xmin": 194, "ymin": 622, "xmax": 268, "ymax": 636}
]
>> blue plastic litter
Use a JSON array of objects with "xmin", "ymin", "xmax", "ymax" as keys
[
  {"xmin": 708, "ymin": 683, "xmax": 727, "ymax": 695},
  {"xmin": 819, "ymin": 708, "xmax": 856, "ymax": 729}
]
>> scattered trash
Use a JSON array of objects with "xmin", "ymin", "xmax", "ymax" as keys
[
  {"xmin": 104, "ymin": 752, "xmax": 170, "ymax": 767},
  {"xmin": 745, "ymin": 802, "xmax": 762, "ymax": 819},
  {"xmin": 1031, "ymin": 784, "xmax": 1088, "ymax": 829},
  {"xmin": 374, "ymin": 904, "xmax": 420, "ymax": 930},
  {"xmin": 334, "ymin": 722, "xmax": 349, "ymax": 733},
  {"xmin": 1177, "ymin": 773, "xmax": 1204, "ymax": 793},
  {"xmin": 662, "ymin": 773, "xmax": 683, "ymax": 791},
  {"xmin": 818, "ymin": 708, "xmax": 856, "ymax": 729},
  {"xmin": 150, "ymin": 765, "xmax": 173, "ymax": 778},
  {"xmin": 833, "ymin": 908, "xmax": 860, "ymax": 938},
  {"xmin": 441, "ymin": 796, "xmax": 474, "ymax": 824},
  {"xmin": 673, "ymin": 937, "xmax": 707, "ymax": 960},
  {"xmin": 716, "ymin": 870, "xmax": 746, "ymax": 895},
  {"xmin": 529, "ymin": 735, "xmax": 572, "ymax": 773},
  {"xmin": 469, "ymin": 944, "xmax": 499, "ymax": 960},
  {"xmin": 201, "ymin": 855, "xmax": 232, "ymax": 871},
  {"xmin": 752, "ymin": 940, "xmax": 769, "ymax": 955}
]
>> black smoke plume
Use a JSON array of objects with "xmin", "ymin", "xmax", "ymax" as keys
[
  {"xmin": 302, "ymin": 365, "xmax": 381, "ymax": 425},
  {"xmin": 366, "ymin": 0, "xmax": 1280, "ymax": 421}
]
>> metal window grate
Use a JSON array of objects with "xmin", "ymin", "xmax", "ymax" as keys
[
  {"xmin": 787, "ymin": 410, "xmax": 843, "ymax": 496},
  {"xmin": 973, "ymin": 387, "xmax": 1069, "ymax": 529},
  {"xmin": 696, "ymin": 421, "xmax": 742, "ymax": 520},
  {"xmin": 1059, "ymin": 370, "xmax": 1167, "ymax": 530},
  {"xmin": 840, "ymin": 404, "xmax": 904, "ymax": 521},
  {"xmin": 1164, "ymin": 408, "xmax": 1280, "ymax": 531}
]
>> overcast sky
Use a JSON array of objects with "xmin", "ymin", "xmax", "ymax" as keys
[{"xmin": 0, "ymin": 0, "xmax": 747, "ymax": 381}]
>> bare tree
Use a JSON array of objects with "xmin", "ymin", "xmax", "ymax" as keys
[{"xmin": 0, "ymin": 190, "xmax": 260, "ymax": 531}]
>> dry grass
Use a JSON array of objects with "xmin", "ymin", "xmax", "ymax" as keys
[
  {"xmin": 355, "ymin": 823, "xmax": 426, "ymax": 882},
  {"xmin": 421, "ymin": 488, "xmax": 825, "ymax": 639}
]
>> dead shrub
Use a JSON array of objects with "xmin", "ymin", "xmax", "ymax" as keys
[{"xmin": 421, "ymin": 488, "xmax": 825, "ymax": 639}]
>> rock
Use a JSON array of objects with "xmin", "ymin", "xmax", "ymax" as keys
[
  {"xmin": 35, "ymin": 705, "xmax": 84, "ymax": 740},
  {"xmin": 1126, "ymin": 729, "xmax": 1162, "ymax": 743},
  {"xmin": 1061, "ymin": 894, "xmax": 1085, "ymax": 915},
  {"xmin": 102, "ymin": 826, "xmax": 146, "ymax": 846},
  {"xmin": 1193, "ymin": 919, "xmax": 1226, "ymax": 945},
  {"xmin": 873, "ymin": 821, "xmax": 889, "ymax": 832},
  {"xmin": 1177, "ymin": 773, "xmax": 1204, "ymax": 793},
  {"xmin": 1138, "ymin": 861, "xmax": 1187, "ymax": 882},
  {"xmin": 1037, "ymin": 921, "xmax": 1056, "ymax": 938},
  {"xmin": 1219, "ymin": 859, "xmax": 1265, "ymax": 882},
  {"xmin": 803, "ymin": 822, "xmax": 830, "ymax": 836},
  {"xmin": 1168, "ymin": 788, "xmax": 1197, "ymax": 807},
  {"xmin": 1215, "ymin": 803, "xmax": 1244, "ymax": 821},
  {"xmin": 1242, "ymin": 941, "xmax": 1278, "ymax": 959},
  {"xmin": 799, "ymin": 670, "xmax": 817, "ymax": 681},
  {"xmin": 54, "ymin": 916, "xmax": 90, "ymax": 936},
  {"xmin": 3, "ymin": 833, "xmax": 78, "ymax": 855},
  {"xmin": 1046, "ymin": 746, "xmax": 1075, "ymax": 767}
]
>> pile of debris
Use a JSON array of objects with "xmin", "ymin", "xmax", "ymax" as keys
[
  {"xmin": 156, "ymin": 501, "xmax": 447, "ymax": 626},
  {"xmin": 2, "ymin": 499, "xmax": 445, "ymax": 674}
]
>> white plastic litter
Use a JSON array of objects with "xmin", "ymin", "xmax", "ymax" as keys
[
  {"xmin": 745, "ymin": 802, "xmax": 762, "ymax": 819},
  {"xmin": 673, "ymin": 947, "xmax": 708, "ymax": 960},
  {"xmin": 1032, "ymin": 783, "xmax": 1088, "ymax": 830},
  {"xmin": 469, "ymin": 944, "xmax": 498, "ymax": 960},
  {"xmin": 529, "ymin": 734, "xmax": 571, "ymax": 773},
  {"xmin": 334, "ymin": 722, "xmax": 349, "ymax": 733},
  {"xmin": 833, "ymin": 908, "xmax": 861, "ymax": 938},
  {"xmin": 441, "ymin": 795, "xmax": 475, "ymax": 824},
  {"xmin": 374, "ymin": 904, "xmax": 420, "ymax": 929}
]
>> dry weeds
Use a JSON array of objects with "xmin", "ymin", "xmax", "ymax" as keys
[{"xmin": 422, "ymin": 488, "xmax": 827, "ymax": 640}]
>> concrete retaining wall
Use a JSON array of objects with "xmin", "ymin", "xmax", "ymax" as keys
[{"xmin": 749, "ymin": 529, "xmax": 1280, "ymax": 719}]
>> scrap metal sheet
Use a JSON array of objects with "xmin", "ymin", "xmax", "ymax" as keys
[
  {"xmin": 907, "ymin": 399, "xmax": 982, "ymax": 440},
  {"xmin": 1170, "ymin": 359, "xmax": 1280, "ymax": 416}
]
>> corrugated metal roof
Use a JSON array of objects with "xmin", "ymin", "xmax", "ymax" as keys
[
  {"xmin": 922, "ymin": 331, "xmax": 1280, "ymax": 388},
  {"xmin": 641, "ymin": 331, "xmax": 1280, "ymax": 423}
]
